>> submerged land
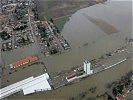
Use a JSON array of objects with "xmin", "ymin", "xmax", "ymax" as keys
[
  {"xmin": 0, "ymin": 0, "xmax": 133, "ymax": 100},
  {"xmin": 38, "ymin": 0, "xmax": 107, "ymax": 30}
]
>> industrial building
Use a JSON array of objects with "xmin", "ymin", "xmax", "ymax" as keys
[
  {"xmin": 10, "ymin": 56, "xmax": 38, "ymax": 69},
  {"xmin": 0, "ymin": 73, "xmax": 51, "ymax": 99},
  {"xmin": 66, "ymin": 60, "xmax": 93, "ymax": 82},
  {"xmin": 83, "ymin": 60, "xmax": 93, "ymax": 75}
]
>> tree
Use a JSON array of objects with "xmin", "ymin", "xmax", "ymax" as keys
[
  {"xmin": 50, "ymin": 18, "xmax": 54, "ymax": 23},
  {"xmin": 112, "ymin": 87, "xmax": 118, "ymax": 96}
]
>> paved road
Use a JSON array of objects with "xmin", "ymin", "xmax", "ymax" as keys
[{"xmin": 28, "ymin": 0, "xmax": 44, "ymax": 59}]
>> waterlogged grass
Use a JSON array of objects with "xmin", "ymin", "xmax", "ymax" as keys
[
  {"xmin": 40, "ymin": 0, "xmax": 71, "ymax": 30},
  {"xmin": 54, "ymin": 15, "xmax": 70, "ymax": 31},
  {"xmin": 40, "ymin": 0, "xmax": 51, "ymax": 20}
]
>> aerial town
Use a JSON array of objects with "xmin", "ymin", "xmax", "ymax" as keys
[{"xmin": 0, "ymin": 0, "xmax": 133, "ymax": 100}]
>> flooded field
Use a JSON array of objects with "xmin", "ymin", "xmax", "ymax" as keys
[
  {"xmin": 38, "ymin": 0, "xmax": 107, "ymax": 30},
  {"xmin": 8, "ymin": 0, "xmax": 133, "ymax": 99},
  {"xmin": 83, "ymin": 15, "xmax": 119, "ymax": 34},
  {"xmin": 40, "ymin": 0, "xmax": 107, "ymax": 19}
]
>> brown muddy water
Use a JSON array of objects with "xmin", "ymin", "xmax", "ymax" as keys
[
  {"xmin": 9, "ymin": 58, "xmax": 133, "ymax": 100},
  {"xmin": 9, "ymin": 0, "xmax": 132, "ymax": 99},
  {"xmin": 44, "ymin": 0, "xmax": 132, "ymax": 73}
]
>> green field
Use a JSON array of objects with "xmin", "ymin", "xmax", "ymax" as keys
[
  {"xmin": 54, "ymin": 15, "xmax": 70, "ymax": 31},
  {"xmin": 39, "ymin": 0, "xmax": 70, "ymax": 31}
]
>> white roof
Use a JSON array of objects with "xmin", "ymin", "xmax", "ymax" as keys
[
  {"xmin": 0, "ymin": 73, "xmax": 51, "ymax": 99},
  {"xmin": 23, "ymin": 79, "xmax": 51, "ymax": 95},
  {"xmin": 22, "ymin": 73, "xmax": 51, "ymax": 95}
]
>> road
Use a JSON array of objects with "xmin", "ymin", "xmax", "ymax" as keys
[{"xmin": 28, "ymin": 0, "xmax": 42, "ymax": 58}]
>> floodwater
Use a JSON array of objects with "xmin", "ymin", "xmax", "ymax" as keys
[
  {"xmin": 44, "ymin": 0, "xmax": 132, "ymax": 73},
  {"xmin": 10, "ymin": 58, "xmax": 133, "ymax": 100},
  {"xmin": 10, "ymin": 0, "xmax": 132, "ymax": 99}
]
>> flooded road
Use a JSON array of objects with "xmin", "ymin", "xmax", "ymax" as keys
[{"xmin": 9, "ymin": 0, "xmax": 132, "ymax": 99}]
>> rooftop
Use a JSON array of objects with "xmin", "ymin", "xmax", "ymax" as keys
[{"xmin": 0, "ymin": 73, "xmax": 51, "ymax": 99}]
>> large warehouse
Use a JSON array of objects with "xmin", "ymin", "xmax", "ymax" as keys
[{"xmin": 0, "ymin": 73, "xmax": 52, "ymax": 99}]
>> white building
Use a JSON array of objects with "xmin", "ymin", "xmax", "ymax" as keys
[
  {"xmin": 0, "ymin": 73, "xmax": 52, "ymax": 99},
  {"xmin": 83, "ymin": 60, "xmax": 93, "ymax": 75}
]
